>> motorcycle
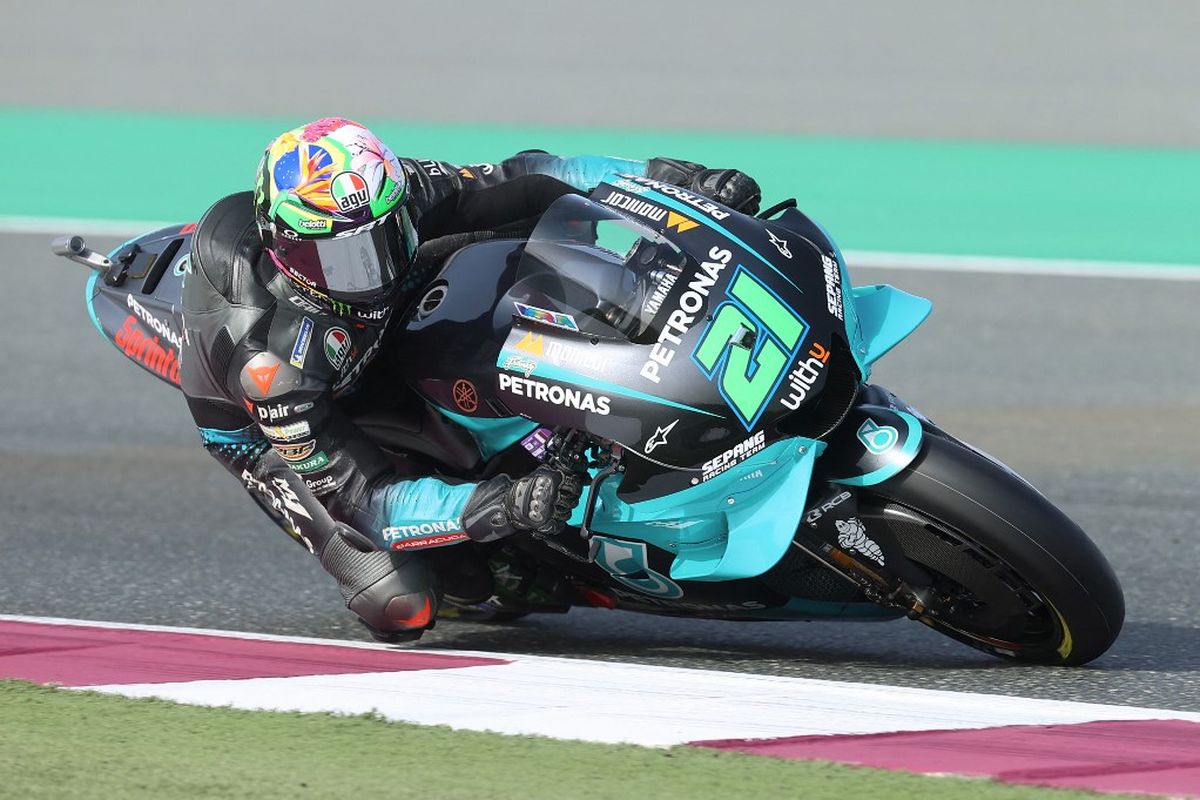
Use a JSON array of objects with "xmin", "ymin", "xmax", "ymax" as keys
[{"xmin": 54, "ymin": 174, "xmax": 1124, "ymax": 665}]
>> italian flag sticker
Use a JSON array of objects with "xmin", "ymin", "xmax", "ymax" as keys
[{"xmin": 324, "ymin": 328, "xmax": 351, "ymax": 370}]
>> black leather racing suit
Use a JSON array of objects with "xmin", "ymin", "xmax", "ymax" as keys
[{"xmin": 180, "ymin": 151, "xmax": 761, "ymax": 639}]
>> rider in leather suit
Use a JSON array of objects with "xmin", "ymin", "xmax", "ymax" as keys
[{"xmin": 180, "ymin": 118, "xmax": 761, "ymax": 641}]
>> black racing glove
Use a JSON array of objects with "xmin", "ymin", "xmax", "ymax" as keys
[
  {"xmin": 646, "ymin": 156, "xmax": 762, "ymax": 215},
  {"xmin": 508, "ymin": 465, "xmax": 583, "ymax": 533},
  {"xmin": 462, "ymin": 466, "xmax": 584, "ymax": 541},
  {"xmin": 691, "ymin": 168, "xmax": 761, "ymax": 215}
]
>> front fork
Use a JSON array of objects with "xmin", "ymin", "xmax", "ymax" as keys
[{"xmin": 793, "ymin": 385, "xmax": 939, "ymax": 616}]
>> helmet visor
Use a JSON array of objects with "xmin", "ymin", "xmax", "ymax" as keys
[{"xmin": 274, "ymin": 213, "xmax": 412, "ymax": 303}]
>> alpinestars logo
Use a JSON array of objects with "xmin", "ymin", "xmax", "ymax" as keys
[
  {"xmin": 767, "ymin": 229, "xmax": 792, "ymax": 259},
  {"xmin": 643, "ymin": 419, "xmax": 679, "ymax": 454}
]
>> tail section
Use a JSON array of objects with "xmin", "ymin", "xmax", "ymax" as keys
[{"xmin": 64, "ymin": 223, "xmax": 195, "ymax": 389}]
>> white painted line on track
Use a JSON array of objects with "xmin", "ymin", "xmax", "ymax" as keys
[
  {"xmin": 0, "ymin": 215, "xmax": 178, "ymax": 238},
  {"xmin": 842, "ymin": 249, "xmax": 1200, "ymax": 281},
  {"xmin": 86, "ymin": 663, "xmax": 1200, "ymax": 747},
  {"xmin": 5, "ymin": 215, "xmax": 1199, "ymax": 281},
  {"xmin": 8, "ymin": 615, "xmax": 1200, "ymax": 747}
]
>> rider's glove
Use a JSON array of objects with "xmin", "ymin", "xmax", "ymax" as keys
[
  {"xmin": 646, "ymin": 157, "xmax": 762, "ymax": 215},
  {"xmin": 462, "ymin": 466, "xmax": 584, "ymax": 541},
  {"xmin": 508, "ymin": 465, "xmax": 583, "ymax": 533},
  {"xmin": 691, "ymin": 168, "xmax": 761, "ymax": 215}
]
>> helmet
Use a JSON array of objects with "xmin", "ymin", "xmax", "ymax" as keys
[{"xmin": 254, "ymin": 118, "xmax": 417, "ymax": 323}]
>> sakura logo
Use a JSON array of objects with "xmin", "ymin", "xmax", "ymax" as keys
[
  {"xmin": 835, "ymin": 517, "xmax": 885, "ymax": 566},
  {"xmin": 766, "ymin": 229, "xmax": 793, "ymax": 259},
  {"xmin": 502, "ymin": 355, "xmax": 537, "ymax": 377}
]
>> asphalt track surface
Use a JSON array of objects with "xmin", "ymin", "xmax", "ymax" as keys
[{"xmin": 2, "ymin": 231, "xmax": 1198, "ymax": 711}]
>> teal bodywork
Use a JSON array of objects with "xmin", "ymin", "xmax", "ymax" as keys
[
  {"xmin": 434, "ymin": 408, "xmax": 538, "ymax": 461},
  {"xmin": 831, "ymin": 410, "xmax": 924, "ymax": 487},
  {"xmin": 584, "ymin": 438, "xmax": 825, "ymax": 582},
  {"xmin": 851, "ymin": 285, "xmax": 934, "ymax": 369},
  {"xmin": 813, "ymin": 219, "xmax": 932, "ymax": 378},
  {"xmin": 446, "ymin": 281, "xmax": 931, "ymax": 605},
  {"xmin": 84, "ymin": 270, "xmax": 106, "ymax": 340}
]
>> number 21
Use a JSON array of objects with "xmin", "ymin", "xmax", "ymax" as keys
[{"xmin": 692, "ymin": 266, "xmax": 807, "ymax": 430}]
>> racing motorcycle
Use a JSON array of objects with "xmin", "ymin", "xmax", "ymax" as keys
[{"xmin": 54, "ymin": 174, "xmax": 1124, "ymax": 665}]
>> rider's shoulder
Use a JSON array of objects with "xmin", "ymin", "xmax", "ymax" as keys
[
  {"xmin": 236, "ymin": 349, "xmax": 310, "ymax": 402},
  {"xmin": 236, "ymin": 307, "xmax": 348, "ymax": 401},
  {"xmin": 190, "ymin": 191, "xmax": 263, "ymax": 299}
]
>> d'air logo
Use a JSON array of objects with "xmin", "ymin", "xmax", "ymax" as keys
[{"xmin": 330, "ymin": 172, "xmax": 370, "ymax": 212}]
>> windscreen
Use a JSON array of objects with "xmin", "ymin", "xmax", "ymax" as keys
[{"xmin": 513, "ymin": 194, "xmax": 687, "ymax": 342}]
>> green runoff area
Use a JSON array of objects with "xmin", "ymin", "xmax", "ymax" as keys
[
  {"xmin": 0, "ymin": 681, "xmax": 1141, "ymax": 800},
  {"xmin": 3, "ymin": 106, "xmax": 1199, "ymax": 265}
]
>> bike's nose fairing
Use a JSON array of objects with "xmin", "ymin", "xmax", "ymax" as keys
[{"xmin": 493, "ymin": 183, "xmax": 862, "ymax": 474}]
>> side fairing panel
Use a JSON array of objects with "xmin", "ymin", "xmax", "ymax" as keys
[{"xmin": 580, "ymin": 437, "xmax": 825, "ymax": 582}]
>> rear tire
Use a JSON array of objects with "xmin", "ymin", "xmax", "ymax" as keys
[{"xmin": 860, "ymin": 433, "xmax": 1124, "ymax": 665}]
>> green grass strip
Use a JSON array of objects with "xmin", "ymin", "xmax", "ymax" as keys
[
  {"xmin": 4, "ymin": 106, "xmax": 1199, "ymax": 265},
  {"xmin": 0, "ymin": 680, "xmax": 1136, "ymax": 800}
]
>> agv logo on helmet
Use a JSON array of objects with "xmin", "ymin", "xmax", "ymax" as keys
[{"xmin": 331, "ymin": 172, "xmax": 370, "ymax": 213}]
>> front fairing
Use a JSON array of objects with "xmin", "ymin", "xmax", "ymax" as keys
[
  {"xmin": 396, "ymin": 181, "xmax": 933, "ymax": 586},
  {"xmin": 495, "ymin": 182, "xmax": 858, "ymax": 482}
]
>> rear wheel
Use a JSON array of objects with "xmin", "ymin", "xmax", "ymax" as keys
[{"xmin": 859, "ymin": 434, "xmax": 1123, "ymax": 665}]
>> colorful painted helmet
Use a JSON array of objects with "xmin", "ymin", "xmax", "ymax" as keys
[{"xmin": 254, "ymin": 118, "xmax": 417, "ymax": 322}]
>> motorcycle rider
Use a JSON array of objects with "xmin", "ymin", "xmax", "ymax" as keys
[{"xmin": 181, "ymin": 117, "xmax": 761, "ymax": 641}]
